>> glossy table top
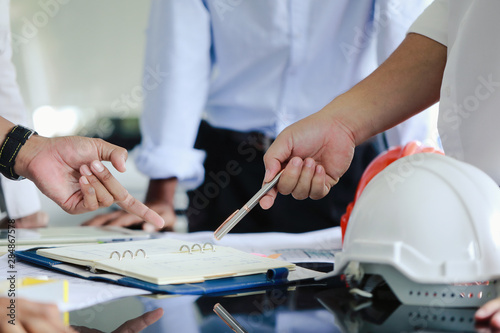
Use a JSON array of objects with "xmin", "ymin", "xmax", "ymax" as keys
[{"xmin": 68, "ymin": 284, "xmax": 482, "ymax": 333}]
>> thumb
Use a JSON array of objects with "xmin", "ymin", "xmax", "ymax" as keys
[
  {"xmin": 263, "ymin": 133, "xmax": 293, "ymax": 182},
  {"xmin": 97, "ymin": 139, "xmax": 128, "ymax": 173}
]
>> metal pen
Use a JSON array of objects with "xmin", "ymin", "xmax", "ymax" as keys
[
  {"xmin": 213, "ymin": 303, "xmax": 248, "ymax": 333},
  {"xmin": 214, "ymin": 170, "xmax": 283, "ymax": 240}
]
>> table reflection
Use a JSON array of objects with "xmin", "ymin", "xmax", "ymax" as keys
[{"xmin": 69, "ymin": 285, "xmax": 482, "ymax": 332}]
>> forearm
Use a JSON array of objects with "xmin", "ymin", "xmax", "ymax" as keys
[
  {"xmin": 145, "ymin": 177, "xmax": 178, "ymax": 205},
  {"xmin": 326, "ymin": 33, "xmax": 447, "ymax": 146}
]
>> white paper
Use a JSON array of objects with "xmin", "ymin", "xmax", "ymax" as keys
[
  {"xmin": 156, "ymin": 227, "xmax": 342, "ymax": 263},
  {"xmin": 0, "ymin": 254, "xmax": 149, "ymax": 311}
]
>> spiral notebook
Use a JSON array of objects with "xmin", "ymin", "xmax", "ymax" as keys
[{"xmin": 35, "ymin": 239, "xmax": 295, "ymax": 285}]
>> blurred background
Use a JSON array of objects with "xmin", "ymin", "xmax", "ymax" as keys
[{"xmin": 9, "ymin": 0, "xmax": 188, "ymax": 229}]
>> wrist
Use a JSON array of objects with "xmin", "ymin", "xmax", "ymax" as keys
[
  {"xmin": 0, "ymin": 125, "xmax": 38, "ymax": 180},
  {"xmin": 13, "ymin": 134, "xmax": 45, "ymax": 180},
  {"xmin": 326, "ymin": 92, "xmax": 379, "ymax": 146},
  {"xmin": 146, "ymin": 177, "xmax": 178, "ymax": 204}
]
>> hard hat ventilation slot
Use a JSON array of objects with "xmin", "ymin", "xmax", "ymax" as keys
[
  {"xmin": 357, "ymin": 263, "xmax": 499, "ymax": 307},
  {"xmin": 396, "ymin": 284, "xmax": 495, "ymax": 306}
]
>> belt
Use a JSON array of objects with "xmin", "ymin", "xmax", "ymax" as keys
[
  {"xmin": 229, "ymin": 130, "xmax": 274, "ymax": 152},
  {"xmin": 201, "ymin": 121, "xmax": 274, "ymax": 152}
]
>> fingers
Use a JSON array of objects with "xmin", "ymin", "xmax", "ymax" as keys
[
  {"xmin": 262, "ymin": 132, "xmax": 292, "ymax": 183},
  {"xmin": 476, "ymin": 298, "xmax": 500, "ymax": 329},
  {"xmin": 83, "ymin": 210, "xmax": 145, "ymax": 229},
  {"xmin": 95, "ymin": 139, "xmax": 128, "ymax": 173},
  {"xmin": 116, "ymin": 197, "xmax": 165, "ymax": 230},
  {"xmin": 79, "ymin": 175, "xmax": 98, "ymax": 211},
  {"xmin": 113, "ymin": 308, "xmax": 163, "ymax": 333},
  {"xmin": 289, "ymin": 157, "xmax": 316, "ymax": 199},
  {"xmin": 80, "ymin": 161, "xmax": 165, "ymax": 229},
  {"xmin": 260, "ymin": 157, "xmax": 332, "ymax": 209},
  {"xmin": 8, "ymin": 211, "xmax": 49, "ymax": 229},
  {"xmin": 15, "ymin": 299, "xmax": 75, "ymax": 333},
  {"xmin": 82, "ymin": 210, "xmax": 124, "ymax": 226},
  {"xmin": 278, "ymin": 157, "xmax": 303, "ymax": 195},
  {"xmin": 259, "ymin": 188, "xmax": 278, "ymax": 210},
  {"xmin": 80, "ymin": 164, "xmax": 114, "ymax": 209},
  {"xmin": 280, "ymin": 157, "xmax": 322, "ymax": 200},
  {"xmin": 83, "ymin": 203, "xmax": 176, "ymax": 233},
  {"xmin": 310, "ymin": 165, "xmax": 331, "ymax": 200}
]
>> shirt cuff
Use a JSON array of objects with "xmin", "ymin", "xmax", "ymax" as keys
[
  {"xmin": 133, "ymin": 144, "xmax": 206, "ymax": 190},
  {"xmin": 408, "ymin": 0, "xmax": 448, "ymax": 47},
  {"xmin": 1, "ymin": 177, "xmax": 41, "ymax": 219}
]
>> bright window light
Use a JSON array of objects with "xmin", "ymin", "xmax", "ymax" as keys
[{"xmin": 33, "ymin": 105, "xmax": 80, "ymax": 137}]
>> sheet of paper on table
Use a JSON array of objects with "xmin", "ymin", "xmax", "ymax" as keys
[
  {"xmin": 0, "ymin": 253, "xmax": 149, "ymax": 312},
  {"xmin": 156, "ymin": 227, "xmax": 342, "ymax": 264},
  {"xmin": 0, "ymin": 226, "xmax": 149, "ymax": 247}
]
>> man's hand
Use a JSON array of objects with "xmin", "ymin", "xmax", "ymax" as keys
[
  {"xmin": 14, "ymin": 135, "xmax": 165, "ymax": 229},
  {"xmin": 261, "ymin": 110, "xmax": 356, "ymax": 210},
  {"xmin": 83, "ymin": 178, "xmax": 179, "ymax": 231},
  {"xmin": 475, "ymin": 298, "xmax": 500, "ymax": 330},
  {"xmin": 73, "ymin": 307, "xmax": 163, "ymax": 333},
  {"xmin": 0, "ymin": 211, "xmax": 48, "ymax": 229},
  {"xmin": 0, "ymin": 297, "xmax": 76, "ymax": 333},
  {"xmin": 83, "ymin": 202, "xmax": 176, "ymax": 232}
]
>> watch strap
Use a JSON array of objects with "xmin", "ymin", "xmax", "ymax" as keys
[{"xmin": 0, "ymin": 125, "xmax": 37, "ymax": 180}]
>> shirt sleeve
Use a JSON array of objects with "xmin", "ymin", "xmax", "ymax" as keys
[
  {"xmin": 0, "ymin": 178, "xmax": 41, "ymax": 219},
  {"xmin": 0, "ymin": 0, "xmax": 42, "ymax": 218},
  {"xmin": 408, "ymin": 0, "xmax": 449, "ymax": 47},
  {"xmin": 134, "ymin": 0, "xmax": 212, "ymax": 189},
  {"xmin": 374, "ymin": 0, "xmax": 435, "ymax": 62}
]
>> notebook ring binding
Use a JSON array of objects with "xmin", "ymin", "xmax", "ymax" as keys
[
  {"xmin": 179, "ymin": 243, "xmax": 216, "ymax": 254},
  {"xmin": 135, "ymin": 249, "xmax": 147, "ymax": 258},
  {"xmin": 179, "ymin": 244, "xmax": 192, "ymax": 254},
  {"xmin": 203, "ymin": 242, "xmax": 215, "ymax": 252},
  {"xmin": 191, "ymin": 243, "xmax": 202, "ymax": 253},
  {"xmin": 109, "ymin": 249, "xmax": 148, "ymax": 260},
  {"xmin": 123, "ymin": 250, "xmax": 134, "ymax": 259},
  {"xmin": 110, "ymin": 251, "xmax": 121, "ymax": 260}
]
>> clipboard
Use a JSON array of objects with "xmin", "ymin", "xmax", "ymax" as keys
[{"xmin": 16, "ymin": 249, "xmax": 302, "ymax": 295}]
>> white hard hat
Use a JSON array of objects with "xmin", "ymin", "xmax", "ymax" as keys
[{"xmin": 327, "ymin": 153, "xmax": 500, "ymax": 307}]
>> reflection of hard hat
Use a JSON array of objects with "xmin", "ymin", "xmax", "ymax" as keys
[
  {"xmin": 341, "ymin": 141, "xmax": 443, "ymax": 242},
  {"xmin": 331, "ymin": 153, "xmax": 500, "ymax": 307}
]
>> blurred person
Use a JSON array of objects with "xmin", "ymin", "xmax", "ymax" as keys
[
  {"xmin": 0, "ymin": 0, "xmax": 46, "ymax": 228},
  {"xmin": 85, "ymin": 0, "xmax": 439, "ymax": 233}
]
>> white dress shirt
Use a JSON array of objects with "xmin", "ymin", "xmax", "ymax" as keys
[
  {"xmin": 409, "ymin": 0, "xmax": 500, "ymax": 184},
  {"xmin": 135, "ymin": 0, "xmax": 438, "ymax": 188},
  {"xmin": 0, "ymin": 0, "xmax": 41, "ymax": 219}
]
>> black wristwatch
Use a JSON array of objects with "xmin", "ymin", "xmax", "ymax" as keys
[{"xmin": 0, "ymin": 125, "xmax": 37, "ymax": 180}]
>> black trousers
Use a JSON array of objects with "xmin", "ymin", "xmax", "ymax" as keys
[{"xmin": 187, "ymin": 121, "xmax": 380, "ymax": 233}]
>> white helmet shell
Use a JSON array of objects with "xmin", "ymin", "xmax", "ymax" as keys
[{"xmin": 334, "ymin": 153, "xmax": 500, "ymax": 284}]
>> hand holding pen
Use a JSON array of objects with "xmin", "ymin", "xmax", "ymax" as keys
[
  {"xmin": 260, "ymin": 110, "xmax": 355, "ymax": 208},
  {"xmin": 214, "ymin": 110, "xmax": 352, "ymax": 240},
  {"xmin": 214, "ymin": 156, "xmax": 336, "ymax": 239}
]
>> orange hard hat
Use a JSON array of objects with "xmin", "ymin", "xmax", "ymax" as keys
[{"xmin": 340, "ymin": 141, "xmax": 443, "ymax": 242}]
